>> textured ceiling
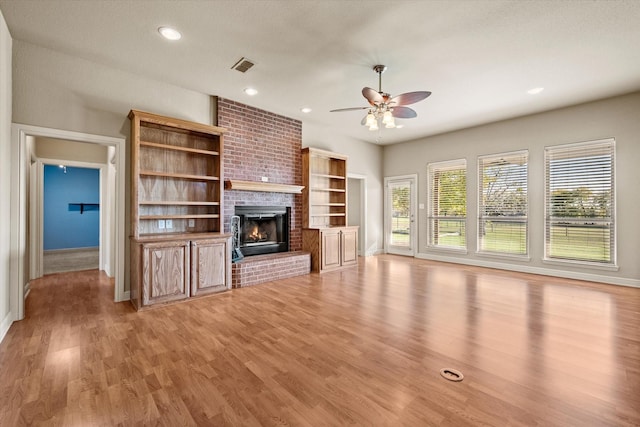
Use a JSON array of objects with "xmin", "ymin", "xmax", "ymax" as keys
[{"xmin": 1, "ymin": 0, "xmax": 640, "ymax": 145}]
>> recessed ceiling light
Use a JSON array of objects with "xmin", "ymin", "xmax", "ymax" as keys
[
  {"xmin": 244, "ymin": 87, "xmax": 258, "ymax": 96},
  {"xmin": 301, "ymin": 107, "xmax": 312, "ymax": 113},
  {"xmin": 527, "ymin": 87, "xmax": 544, "ymax": 95},
  {"xmin": 158, "ymin": 26, "xmax": 181, "ymax": 41}
]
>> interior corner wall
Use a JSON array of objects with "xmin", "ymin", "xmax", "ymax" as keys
[
  {"xmin": 382, "ymin": 92, "xmax": 640, "ymax": 286},
  {"xmin": 0, "ymin": 9, "xmax": 13, "ymax": 339},
  {"xmin": 302, "ymin": 121, "xmax": 384, "ymax": 255}
]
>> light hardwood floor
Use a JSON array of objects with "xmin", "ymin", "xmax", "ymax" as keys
[
  {"xmin": 1, "ymin": 255, "xmax": 639, "ymax": 426},
  {"xmin": 43, "ymin": 248, "xmax": 99, "ymax": 275}
]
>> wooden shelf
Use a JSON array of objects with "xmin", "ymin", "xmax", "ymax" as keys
[
  {"xmin": 139, "ymin": 201, "xmax": 220, "ymax": 206},
  {"xmin": 311, "ymin": 173, "xmax": 345, "ymax": 180},
  {"xmin": 224, "ymin": 180, "xmax": 304, "ymax": 194},
  {"xmin": 130, "ymin": 109, "xmax": 225, "ymax": 237},
  {"xmin": 302, "ymin": 147, "xmax": 348, "ymax": 228},
  {"xmin": 310, "ymin": 187, "xmax": 346, "ymax": 193},
  {"xmin": 140, "ymin": 170, "xmax": 220, "ymax": 181},
  {"xmin": 140, "ymin": 214, "xmax": 220, "ymax": 220},
  {"xmin": 140, "ymin": 141, "xmax": 219, "ymax": 156}
]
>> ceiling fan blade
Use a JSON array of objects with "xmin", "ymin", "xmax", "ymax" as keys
[
  {"xmin": 392, "ymin": 106, "xmax": 418, "ymax": 119},
  {"xmin": 361, "ymin": 115, "xmax": 368, "ymax": 126},
  {"xmin": 330, "ymin": 107, "xmax": 369, "ymax": 112},
  {"xmin": 390, "ymin": 91, "xmax": 431, "ymax": 106},
  {"xmin": 362, "ymin": 87, "xmax": 383, "ymax": 105}
]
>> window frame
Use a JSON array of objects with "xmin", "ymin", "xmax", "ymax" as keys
[
  {"xmin": 543, "ymin": 138, "xmax": 616, "ymax": 266},
  {"xmin": 477, "ymin": 150, "xmax": 529, "ymax": 257},
  {"xmin": 427, "ymin": 158, "xmax": 467, "ymax": 251}
]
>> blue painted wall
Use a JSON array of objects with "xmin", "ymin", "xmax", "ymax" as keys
[{"xmin": 44, "ymin": 165, "xmax": 100, "ymax": 250}]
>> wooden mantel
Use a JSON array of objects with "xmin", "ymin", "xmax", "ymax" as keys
[{"xmin": 224, "ymin": 180, "xmax": 304, "ymax": 194}]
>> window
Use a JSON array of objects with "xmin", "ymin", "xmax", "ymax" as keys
[
  {"xmin": 427, "ymin": 159, "xmax": 466, "ymax": 249},
  {"xmin": 478, "ymin": 151, "xmax": 528, "ymax": 255},
  {"xmin": 544, "ymin": 139, "xmax": 615, "ymax": 264}
]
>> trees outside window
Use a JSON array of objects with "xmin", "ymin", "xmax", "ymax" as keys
[
  {"xmin": 544, "ymin": 139, "xmax": 615, "ymax": 264},
  {"xmin": 427, "ymin": 159, "xmax": 466, "ymax": 249},
  {"xmin": 478, "ymin": 151, "xmax": 528, "ymax": 255}
]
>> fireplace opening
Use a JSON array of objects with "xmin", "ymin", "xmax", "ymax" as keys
[{"xmin": 235, "ymin": 206, "xmax": 290, "ymax": 256}]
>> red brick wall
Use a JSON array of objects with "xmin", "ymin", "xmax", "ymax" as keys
[{"xmin": 218, "ymin": 98, "xmax": 303, "ymax": 251}]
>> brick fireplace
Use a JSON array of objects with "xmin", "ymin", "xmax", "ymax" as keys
[{"xmin": 217, "ymin": 98, "xmax": 309, "ymax": 287}]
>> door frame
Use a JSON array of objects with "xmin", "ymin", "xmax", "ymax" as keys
[
  {"xmin": 347, "ymin": 173, "xmax": 367, "ymax": 256},
  {"xmin": 10, "ymin": 123, "xmax": 127, "ymax": 321},
  {"xmin": 384, "ymin": 174, "xmax": 418, "ymax": 256},
  {"xmin": 32, "ymin": 159, "xmax": 107, "ymax": 278}
]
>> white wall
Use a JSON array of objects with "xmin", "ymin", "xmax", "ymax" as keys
[
  {"xmin": 383, "ymin": 92, "xmax": 640, "ymax": 286},
  {"xmin": 303, "ymin": 121, "xmax": 384, "ymax": 255},
  {"xmin": 0, "ymin": 9, "xmax": 13, "ymax": 340}
]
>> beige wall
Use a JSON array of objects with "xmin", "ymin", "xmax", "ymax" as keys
[
  {"xmin": 0, "ymin": 10, "xmax": 12, "ymax": 337},
  {"xmin": 383, "ymin": 92, "xmax": 640, "ymax": 286},
  {"xmin": 35, "ymin": 137, "xmax": 109, "ymax": 164}
]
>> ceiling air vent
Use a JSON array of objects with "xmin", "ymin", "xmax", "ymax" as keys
[{"xmin": 231, "ymin": 57, "xmax": 255, "ymax": 73}]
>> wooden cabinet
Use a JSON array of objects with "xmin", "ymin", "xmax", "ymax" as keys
[
  {"xmin": 340, "ymin": 226, "xmax": 358, "ymax": 267},
  {"xmin": 191, "ymin": 237, "xmax": 232, "ymax": 297},
  {"xmin": 302, "ymin": 147, "xmax": 348, "ymax": 228},
  {"xmin": 140, "ymin": 240, "xmax": 190, "ymax": 306},
  {"xmin": 301, "ymin": 147, "xmax": 357, "ymax": 273},
  {"xmin": 131, "ymin": 234, "xmax": 231, "ymax": 310},
  {"xmin": 303, "ymin": 226, "xmax": 359, "ymax": 273},
  {"xmin": 129, "ymin": 110, "xmax": 231, "ymax": 310}
]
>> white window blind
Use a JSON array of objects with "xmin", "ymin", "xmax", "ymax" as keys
[
  {"xmin": 478, "ymin": 151, "xmax": 528, "ymax": 255},
  {"xmin": 544, "ymin": 139, "xmax": 615, "ymax": 264},
  {"xmin": 427, "ymin": 159, "xmax": 466, "ymax": 249}
]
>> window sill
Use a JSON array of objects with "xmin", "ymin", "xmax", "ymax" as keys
[
  {"xmin": 542, "ymin": 258, "xmax": 619, "ymax": 271},
  {"xmin": 426, "ymin": 245, "xmax": 468, "ymax": 255},
  {"xmin": 476, "ymin": 251, "xmax": 531, "ymax": 262}
]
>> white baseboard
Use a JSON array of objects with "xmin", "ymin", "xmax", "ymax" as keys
[
  {"xmin": 414, "ymin": 253, "xmax": 640, "ymax": 288},
  {"xmin": 0, "ymin": 311, "xmax": 13, "ymax": 344},
  {"xmin": 365, "ymin": 248, "xmax": 384, "ymax": 256},
  {"xmin": 116, "ymin": 290, "xmax": 130, "ymax": 303}
]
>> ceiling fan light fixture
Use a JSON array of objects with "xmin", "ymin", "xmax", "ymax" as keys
[
  {"xmin": 382, "ymin": 110, "xmax": 394, "ymax": 125},
  {"xmin": 365, "ymin": 112, "xmax": 376, "ymax": 127},
  {"xmin": 368, "ymin": 120, "xmax": 379, "ymax": 131}
]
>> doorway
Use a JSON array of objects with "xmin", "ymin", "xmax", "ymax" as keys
[
  {"xmin": 10, "ymin": 124, "xmax": 126, "ymax": 321},
  {"xmin": 385, "ymin": 175, "xmax": 417, "ymax": 256},
  {"xmin": 347, "ymin": 174, "xmax": 366, "ymax": 256},
  {"xmin": 40, "ymin": 162, "xmax": 103, "ymax": 275}
]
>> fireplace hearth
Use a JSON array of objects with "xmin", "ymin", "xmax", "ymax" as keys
[{"xmin": 235, "ymin": 206, "xmax": 290, "ymax": 256}]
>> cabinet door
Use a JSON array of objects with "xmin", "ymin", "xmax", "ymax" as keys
[
  {"xmin": 142, "ymin": 241, "xmax": 190, "ymax": 306},
  {"xmin": 191, "ymin": 237, "xmax": 230, "ymax": 296},
  {"xmin": 321, "ymin": 229, "xmax": 342, "ymax": 271},
  {"xmin": 341, "ymin": 228, "xmax": 358, "ymax": 267}
]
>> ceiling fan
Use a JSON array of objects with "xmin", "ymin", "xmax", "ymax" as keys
[{"xmin": 330, "ymin": 65, "xmax": 431, "ymax": 131}]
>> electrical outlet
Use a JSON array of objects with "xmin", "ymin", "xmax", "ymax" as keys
[
  {"xmin": 165, "ymin": 219, "xmax": 173, "ymax": 229},
  {"xmin": 158, "ymin": 219, "xmax": 165, "ymax": 229},
  {"xmin": 188, "ymin": 219, "xmax": 195, "ymax": 227},
  {"xmin": 261, "ymin": 176, "xmax": 269, "ymax": 182}
]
